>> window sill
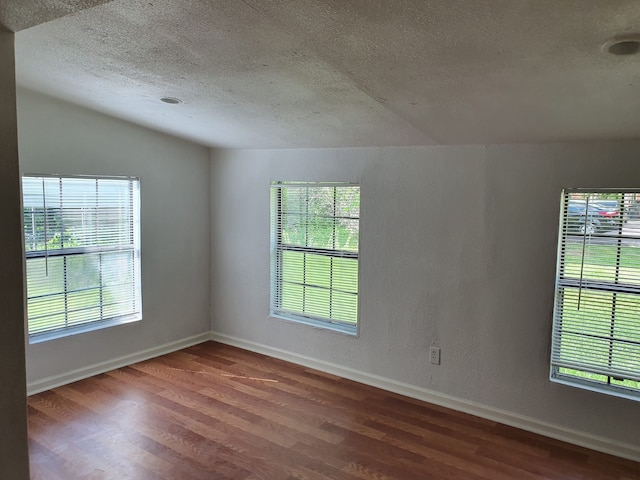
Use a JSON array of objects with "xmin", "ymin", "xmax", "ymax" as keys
[
  {"xmin": 270, "ymin": 312, "xmax": 358, "ymax": 337},
  {"xmin": 551, "ymin": 373, "xmax": 640, "ymax": 402},
  {"xmin": 28, "ymin": 315, "xmax": 142, "ymax": 344}
]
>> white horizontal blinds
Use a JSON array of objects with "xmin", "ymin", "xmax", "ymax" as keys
[
  {"xmin": 272, "ymin": 182, "xmax": 359, "ymax": 326},
  {"xmin": 552, "ymin": 190, "xmax": 640, "ymax": 391},
  {"xmin": 22, "ymin": 175, "xmax": 141, "ymax": 336}
]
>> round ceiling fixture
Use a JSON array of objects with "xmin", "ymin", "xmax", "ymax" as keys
[
  {"xmin": 160, "ymin": 97, "xmax": 183, "ymax": 104},
  {"xmin": 602, "ymin": 35, "xmax": 640, "ymax": 56}
]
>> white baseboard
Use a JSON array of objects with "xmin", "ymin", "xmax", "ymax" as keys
[
  {"xmin": 27, "ymin": 332, "xmax": 211, "ymax": 396},
  {"xmin": 210, "ymin": 331, "xmax": 640, "ymax": 463}
]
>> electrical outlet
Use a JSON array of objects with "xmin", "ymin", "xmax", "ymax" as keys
[{"xmin": 429, "ymin": 346, "xmax": 441, "ymax": 365}]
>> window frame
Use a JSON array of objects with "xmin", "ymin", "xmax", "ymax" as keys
[
  {"xmin": 550, "ymin": 188, "xmax": 640, "ymax": 401},
  {"xmin": 270, "ymin": 181, "xmax": 360, "ymax": 335},
  {"xmin": 22, "ymin": 174, "xmax": 142, "ymax": 343}
]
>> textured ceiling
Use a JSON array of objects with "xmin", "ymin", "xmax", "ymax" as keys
[
  {"xmin": 0, "ymin": 0, "xmax": 113, "ymax": 32},
  {"xmin": 12, "ymin": 0, "xmax": 640, "ymax": 148}
]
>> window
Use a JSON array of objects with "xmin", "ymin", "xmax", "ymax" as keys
[
  {"xmin": 551, "ymin": 189, "xmax": 640, "ymax": 400},
  {"xmin": 270, "ymin": 182, "xmax": 359, "ymax": 334},
  {"xmin": 22, "ymin": 175, "xmax": 141, "ymax": 341}
]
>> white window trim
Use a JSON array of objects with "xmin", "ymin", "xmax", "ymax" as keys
[
  {"xmin": 23, "ymin": 174, "xmax": 142, "ymax": 343},
  {"xmin": 270, "ymin": 181, "xmax": 360, "ymax": 336},
  {"xmin": 550, "ymin": 188, "xmax": 640, "ymax": 401}
]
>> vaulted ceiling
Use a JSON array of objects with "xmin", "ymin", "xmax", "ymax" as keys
[{"xmin": 6, "ymin": 0, "xmax": 640, "ymax": 148}]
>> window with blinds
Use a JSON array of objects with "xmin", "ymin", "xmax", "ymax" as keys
[
  {"xmin": 551, "ymin": 189, "xmax": 640, "ymax": 400},
  {"xmin": 22, "ymin": 175, "xmax": 142, "ymax": 341},
  {"xmin": 270, "ymin": 182, "xmax": 359, "ymax": 334}
]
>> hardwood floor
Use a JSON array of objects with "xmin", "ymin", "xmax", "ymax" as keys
[{"xmin": 28, "ymin": 342, "xmax": 639, "ymax": 480}]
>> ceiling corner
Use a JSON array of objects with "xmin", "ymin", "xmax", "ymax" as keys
[{"xmin": 0, "ymin": 0, "xmax": 114, "ymax": 32}]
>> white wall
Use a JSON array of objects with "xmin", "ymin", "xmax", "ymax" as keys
[
  {"xmin": 18, "ymin": 88, "xmax": 211, "ymax": 384},
  {"xmin": 210, "ymin": 144, "xmax": 640, "ymax": 450},
  {"xmin": 0, "ymin": 31, "xmax": 30, "ymax": 480}
]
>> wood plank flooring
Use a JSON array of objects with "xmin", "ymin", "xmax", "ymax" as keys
[{"xmin": 28, "ymin": 341, "xmax": 640, "ymax": 479}]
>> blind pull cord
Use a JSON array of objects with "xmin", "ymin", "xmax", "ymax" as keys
[
  {"xmin": 577, "ymin": 196, "xmax": 591, "ymax": 310},
  {"xmin": 42, "ymin": 178, "xmax": 49, "ymax": 277}
]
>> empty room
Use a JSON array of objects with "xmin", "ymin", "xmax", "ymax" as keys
[{"xmin": 1, "ymin": 1, "xmax": 640, "ymax": 479}]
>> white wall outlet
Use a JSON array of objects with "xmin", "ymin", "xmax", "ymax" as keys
[{"xmin": 429, "ymin": 346, "xmax": 441, "ymax": 365}]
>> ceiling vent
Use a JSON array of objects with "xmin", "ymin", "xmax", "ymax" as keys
[
  {"xmin": 160, "ymin": 97, "xmax": 183, "ymax": 104},
  {"xmin": 602, "ymin": 35, "xmax": 640, "ymax": 55}
]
